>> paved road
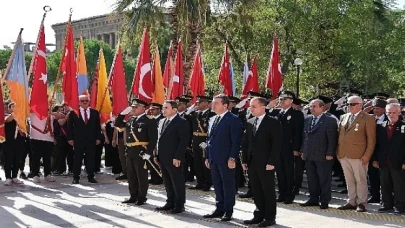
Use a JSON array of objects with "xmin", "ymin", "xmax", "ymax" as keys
[{"xmin": 0, "ymin": 168, "xmax": 404, "ymax": 228}]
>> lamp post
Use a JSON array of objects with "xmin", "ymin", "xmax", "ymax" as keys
[{"xmin": 294, "ymin": 58, "xmax": 303, "ymax": 98}]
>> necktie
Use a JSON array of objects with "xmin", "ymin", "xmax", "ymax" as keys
[
  {"xmin": 346, "ymin": 114, "xmax": 355, "ymax": 130},
  {"xmin": 211, "ymin": 116, "xmax": 221, "ymax": 135},
  {"xmin": 253, "ymin": 117, "xmax": 258, "ymax": 136},
  {"xmin": 161, "ymin": 119, "xmax": 170, "ymax": 134},
  {"xmin": 310, "ymin": 116, "xmax": 317, "ymax": 130},
  {"xmin": 84, "ymin": 109, "xmax": 88, "ymax": 124}
]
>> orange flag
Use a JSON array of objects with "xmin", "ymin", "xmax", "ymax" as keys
[{"xmin": 152, "ymin": 46, "xmax": 165, "ymax": 104}]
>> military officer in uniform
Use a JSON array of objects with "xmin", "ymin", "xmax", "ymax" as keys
[
  {"xmin": 148, "ymin": 103, "xmax": 164, "ymax": 185},
  {"xmin": 176, "ymin": 96, "xmax": 195, "ymax": 182},
  {"xmin": 116, "ymin": 99, "xmax": 158, "ymax": 205},
  {"xmin": 190, "ymin": 95, "xmax": 215, "ymax": 191}
]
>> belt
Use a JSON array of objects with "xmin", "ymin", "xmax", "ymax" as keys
[
  {"xmin": 193, "ymin": 132, "xmax": 207, "ymax": 137},
  {"xmin": 126, "ymin": 142, "xmax": 149, "ymax": 147}
]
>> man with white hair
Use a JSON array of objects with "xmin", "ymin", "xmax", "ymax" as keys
[
  {"xmin": 373, "ymin": 103, "xmax": 405, "ymax": 214},
  {"xmin": 337, "ymin": 96, "xmax": 376, "ymax": 212}
]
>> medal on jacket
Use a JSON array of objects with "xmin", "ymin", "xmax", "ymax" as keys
[
  {"xmin": 354, "ymin": 123, "xmax": 359, "ymax": 131},
  {"xmin": 401, "ymin": 125, "xmax": 405, "ymax": 133},
  {"xmin": 287, "ymin": 115, "xmax": 291, "ymax": 120},
  {"xmin": 138, "ymin": 128, "xmax": 142, "ymax": 132}
]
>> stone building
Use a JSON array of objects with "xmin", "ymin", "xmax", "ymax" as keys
[{"xmin": 51, "ymin": 13, "xmax": 124, "ymax": 50}]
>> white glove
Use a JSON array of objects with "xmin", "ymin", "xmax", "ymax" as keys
[
  {"xmin": 236, "ymin": 98, "xmax": 248, "ymax": 109},
  {"xmin": 142, "ymin": 153, "xmax": 151, "ymax": 160},
  {"xmin": 120, "ymin": 106, "xmax": 132, "ymax": 115},
  {"xmin": 199, "ymin": 142, "xmax": 207, "ymax": 149}
]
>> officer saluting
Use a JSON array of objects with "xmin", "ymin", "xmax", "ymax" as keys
[{"xmin": 115, "ymin": 99, "xmax": 158, "ymax": 205}]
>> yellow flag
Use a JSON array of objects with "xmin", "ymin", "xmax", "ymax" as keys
[
  {"xmin": 152, "ymin": 46, "xmax": 165, "ymax": 104},
  {"xmin": 96, "ymin": 48, "xmax": 112, "ymax": 123}
]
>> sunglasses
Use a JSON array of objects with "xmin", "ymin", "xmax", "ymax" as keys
[
  {"xmin": 347, "ymin": 103, "xmax": 360, "ymax": 106},
  {"xmin": 80, "ymin": 100, "xmax": 89, "ymax": 103}
]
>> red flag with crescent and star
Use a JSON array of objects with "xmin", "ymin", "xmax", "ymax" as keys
[
  {"xmin": 131, "ymin": 28, "xmax": 153, "ymax": 103},
  {"xmin": 30, "ymin": 24, "xmax": 48, "ymax": 120},
  {"xmin": 170, "ymin": 41, "xmax": 184, "ymax": 99}
]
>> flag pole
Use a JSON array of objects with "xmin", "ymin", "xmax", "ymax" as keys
[
  {"xmin": 49, "ymin": 8, "xmax": 73, "ymax": 106},
  {"xmin": 27, "ymin": 6, "xmax": 51, "ymax": 82}
]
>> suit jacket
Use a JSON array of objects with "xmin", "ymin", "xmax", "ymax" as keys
[
  {"xmin": 301, "ymin": 114, "xmax": 338, "ymax": 161},
  {"xmin": 241, "ymin": 115, "xmax": 281, "ymax": 167},
  {"xmin": 179, "ymin": 111, "xmax": 193, "ymax": 148},
  {"xmin": 337, "ymin": 111, "xmax": 376, "ymax": 160},
  {"xmin": 373, "ymin": 120, "xmax": 405, "ymax": 169},
  {"xmin": 269, "ymin": 108, "xmax": 304, "ymax": 155},
  {"xmin": 157, "ymin": 114, "xmax": 190, "ymax": 164},
  {"xmin": 67, "ymin": 108, "xmax": 101, "ymax": 144},
  {"xmin": 206, "ymin": 112, "xmax": 243, "ymax": 163}
]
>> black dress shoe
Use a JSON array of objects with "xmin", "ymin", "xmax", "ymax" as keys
[
  {"xmin": 320, "ymin": 203, "xmax": 329, "ymax": 209},
  {"xmin": 258, "ymin": 220, "xmax": 276, "ymax": 227},
  {"xmin": 148, "ymin": 179, "xmax": 155, "ymax": 184},
  {"xmin": 300, "ymin": 201, "xmax": 319, "ymax": 207},
  {"xmin": 202, "ymin": 186, "xmax": 211, "ymax": 192},
  {"xmin": 378, "ymin": 207, "xmax": 394, "ymax": 213},
  {"xmin": 220, "ymin": 212, "xmax": 232, "ymax": 221},
  {"xmin": 284, "ymin": 199, "xmax": 293, "ymax": 204},
  {"xmin": 88, "ymin": 178, "xmax": 98, "ymax": 183},
  {"xmin": 20, "ymin": 173, "xmax": 28, "ymax": 180},
  {"xmin": 72, "ymin": 179, "xmax": 79, "ymax": 184},
  {"xmin": 243, "ymin": 218, "xmax": 263, "ymax": 225},
  {"xmin": 170, "ymin": 207, "xmax": 185, "ymax": 214},
  {"xmin": 115, "ymin": 175, "xmax": 127, "ymax": 180},
  {"xmin": 367, "ymin": 197, "xmax": 380, "ymax": 204},
  {"xmin": 189, "ymin": 184, "xmax": 204, "ymax": 190},
  {"xmin": 394, "ymin": 208, "xmax": 405, "ymax": 215},
  {"xmin": 27, "ymin": 173, "xmax": 35, "ymax": 179},
  {"xmin": 203, "ymin": 210, "xmax": 225, "ymax": 218},
  {"xmin": 122, "ymin": 198, "xmax": 137, "ymax": 204},
  {"xmin": 156, "ymin": 204, "xmax": 175, "ymax": 211},
  {"xmin": 293, "ymin": 188, "xmax": 300, "ymax": 195},
  {"xmin": 239, "ymin": 192, "xmax": 253, "ymax": 198},
  {"xmin": 136, "ymin": 199, "xmax": 147, "ymax": 205}
]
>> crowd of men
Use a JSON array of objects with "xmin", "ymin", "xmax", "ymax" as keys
[{"xmin": 1, "ymin": 90, "xmax": 405, "ymax": 227}]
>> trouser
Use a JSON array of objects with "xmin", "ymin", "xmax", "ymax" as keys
[
  {"xmin": 148, "ymin": 153, "xmax": 162, "ymax": 183},
  {"xmin": 118, "ymin": 138, "xmax": 127, "ymax": 175},
  {"xmin": 73, "ymin": 142, "xmax": 96, "ymax": 180},
  {"xmin": 306, "ymin": 160, "xmax": 333, "ymax": 204},
  {"xmin": 57, "ymin": 137, "xmax": 73, "ymax": 173},
  {"xmin": 368, "ymin": 162, "xmax": 380, "ymax": 199},
  {"xmin": 3, "ymin": 139, "xmax": 23, "ymax": 179},
  {"xmin": 94, "ymin": 141, "xmax": 103, "ymax": 172},
  {"xmin": 104, "ymin": 138, "xmax": 113, "ymax": 167},
  {"xmin": 235, "ymin": 156, "xmax": 245, "ymax": 189},
  {"xmin": 276, "ymin": 155, "xmax": 295, "ymax": 201},
  {"xmin": 126, "ymin": 147, "xmax": 148, "ymax": 200},
  {"xmin": 380, "ymin": 165, "xmax": 405, "ymax": 210},
  {"xmin": 183, "ymin": 148, "xmax": 195, "ymax": 181},
  {"xmin": 339, "ymin": 157, "xmax": 368, "ymax": 205},
  {"xmin": 294, "ymin": 155, "xmax": 304, "ymax": 191},
  {"xmin": 19, "ymin": 137, "xmax": 31, "ymax": 172},
  {"xmin": 193, "ymin": 137, "xmax": 211, "ymax": 187},
  {"xmin": 111, "ymin": 145, "xmax": 122, "ymax": 174},
  {"xmin": 211, "ymin": 161, "xmax": 236, "ymax": 213},
  {"xmin": 31, "ymin": 139, "xmax": 53, "ymax": 177},
  {"xmin": 51, "ymin": 142, "xmax": 60, "ymax": 172},
  {"xmin": 160, "ymin": 161, "xmax": 186, "ymax": 207},
  {"xmin": 249, "ymin": 161, "xmax": 276, "ymax": 221}
]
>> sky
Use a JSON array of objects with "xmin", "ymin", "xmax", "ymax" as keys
[
  {"xmin": 1, "ymin": 0, "xmax": 405, "ymax": 49},
  {"xmin": 0, "ymin": 0, "xmax": 116, "ymax": 48}
]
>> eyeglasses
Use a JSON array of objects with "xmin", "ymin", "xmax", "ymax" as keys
[
  {"xmin": 347, "ymin": 103, "xmax": 360, "ymax": 106},
  {"xmin": 80, "ymin": 100, "xmax": 89, "ymax": 103}
]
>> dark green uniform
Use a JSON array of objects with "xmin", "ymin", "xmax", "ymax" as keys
[{"xmin": 116, "ymin": 113, "xmax": 158, "ymax": 203}]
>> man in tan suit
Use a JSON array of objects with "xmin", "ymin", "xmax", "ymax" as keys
[{"xmin": 337, "ymin": 96, "xmax": 376, "ymax": 212}]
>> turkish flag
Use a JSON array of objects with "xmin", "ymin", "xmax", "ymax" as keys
[
  {"xmin": 163, "ymin": 41, "xmax": 173, "ymax": 89},
  {"xmin": 110, "ymin": 45, "xmax": 128, "ymax": 116},
  {"xmin": 242, "ymin": 54, "xmax": 259, "ymax": 96},
  {"xmin": 266, "ymin": 35, "xmax": 282, "ymax": 98},
  {"xmin": 218, "ymin": 42, "xmax": 233, "ymax": 96},
  {"xmin": 61, "ymin": 23, "xmax": 79, "ymax": 113},
  {"xmin": 30, "ymin": 25, "xmax": 48, "ymax": 120},
  {"xmin": 188, "ymin": 44, "xmax": 205, "ymax": 102},
  {"xmin": 170, "ymin": 41, "xmax": 184, "ymax": 99},
  {"xmin": 131, "ymin": 28, "xmax": 153, "ymax": 103}
]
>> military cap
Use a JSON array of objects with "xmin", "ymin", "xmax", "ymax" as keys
[
  {"xmin": 316, "ymin": 95, "xmax": 333, "ymax": 104},
  {"xmin": 293, "ymin": 98, "xmax": 308, "ymax": 106},
  {"xmin": 180, "ymin": 94, "xmax": 193, "ymax": 101},
  {"xmin": 247, "ymin": 91, "xmax": 262, "ymax": 98},
  {"xmin": 372, "ymin": 98, "xmax": 387, "ymax": 108},
  {"xmin": 372, "ymin": 92, "xmax": 390, "ymax": 99},
  {"xmin": 228, "ymin": 96, "xmax": 241, "ymax": 103},
  {"xmin": 349, "ymin": 89, "xmax": 363, "ymax": 96},
  {"xmin": 175, "ymin": 97, "xmax": 189, "ymax": 104},
  {"xmin": 398, "ymin": 98, "xmax": 405, "ymax": 106},
  {"xmin": 278, "ymin": 91, "xmax": 296, "ymax": 99},
  {"xmin": 149, "ymin": 102, "xmax": 163, "ymax": 109},
  {"xmin": 363, "ymin": 95, "xmax": 373, "ymax": 100},
  {"xmin": 196, "ymin": 95, "xmax": 210, "ymax": 102},
  {"xmin": 130, "ymin": 98, "xmax": 148, "ymax": 107}
]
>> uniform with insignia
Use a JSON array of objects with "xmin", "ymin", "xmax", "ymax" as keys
[
  {"xmin": 190, "ymin": 96, "xmax": 215, "ymax": 191},
  {"xmin": 115, "ymin": 99, "xmax": 158, "ymax": 205},
  {"xmin": 269, "ymin": 91, "xmax": 304, "ymax": 203},
  {"xmin": 148, "ymin": 103, "xmax": 164, "ymax": 185}
]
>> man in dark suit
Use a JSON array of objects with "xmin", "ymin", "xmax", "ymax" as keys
[
  {"xmin": 372, "ymin": 103, "xmax": 405, "ymax": 214},
  {"xmin": 155, "ymin": 100, "xmax": 190, "ymax": 214},
  {"xmin": 67, "ymin": 95, "xmax": 101, "ymax": 184},
  {"xmin": 242, "ymin": 97, "xmax": 281, "ymax": 227},
  {"xmin": 300, "ymin": 99, "xmax": 338, "ymax": 209},
  {"xmin": 148, "ymin": 102, "xmax": 164, "ymax": 185},
  {"xmin": 115, "ymin": 99, "xmax": 158, "ymax": 205},
  {"xmin": 268, "ymin": 91, "xmax": 304, "ymax": 204},
  {"xmin": 203, "ymin": 94, "xmax": 243, "ymax": 221}
]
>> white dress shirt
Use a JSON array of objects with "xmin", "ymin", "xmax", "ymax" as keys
[
  {"xmin": 253, "ymin": 113, "xmax": 266, "ymax": 131},
  {"xmin": 79, "ymin": 107, "xmax": 90, "ymax": 121}
]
